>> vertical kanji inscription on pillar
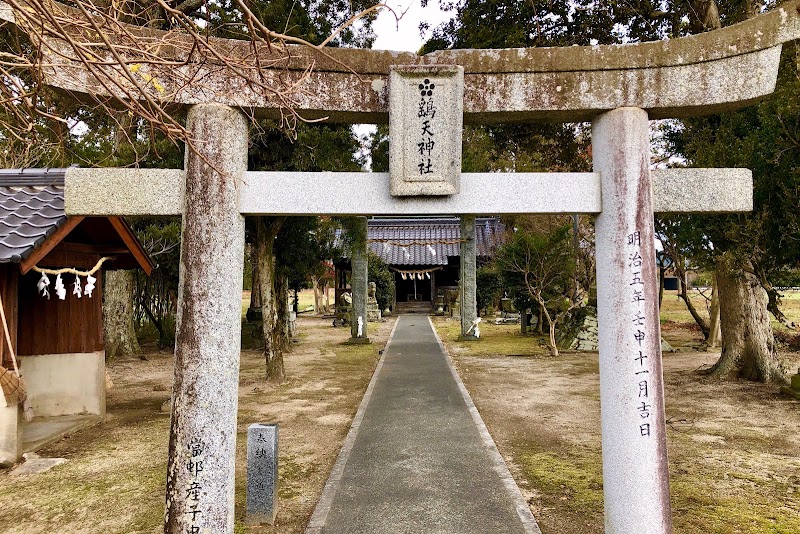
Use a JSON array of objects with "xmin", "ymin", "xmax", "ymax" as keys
[{"xmin": 389, "ymin": 65, "xmax": 464, "ymax": 196}]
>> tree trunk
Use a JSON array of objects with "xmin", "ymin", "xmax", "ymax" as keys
[
  {"xmin": 707, "ymin": 275, "xmax": 721, "ymax": 349},
  {"xmin": 547, "ymin": 320, "xmax": 559, "ymax": 357},
  {"xmin": 313, "ymin": 277, "xmax": 330, "ymax": 315},
  {"xmin": 678, "ymin": 270, "xmax": 710, "ymax": 339},
  {"xmin": 536, "ymin": 305, "xmax": 544, "ymax": 335},
  {"xmin": 256, "ymin": 217, "xmax": 285, "ymax": 381},
  {"xmin": 104, "ymin": 270, "xmax": 141, "ymax": 359},
  {"xmin": 274, "ymin": 273, "xmax": 290, "ymax": 353},
  {"xmin": 689, "ymin": 0, "xmax": 722, "ymax": 33},
  {"xmin": 709, "ymin": 257, "xmax": 787, "ymax": 384},
  {"xmin": 312, "ymin": 276, "xmax": 323, "ymax": 314},
  {"xmin": 249, "ymin": 243, "xmax": 262, "ymax": 312},
  {"xmin": 658, "ymin": 266, "xmax": 665, "ymax": 308}
]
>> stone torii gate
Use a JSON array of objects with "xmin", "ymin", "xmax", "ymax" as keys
[{"xmin": 4, "ymin": 1, "xmax": 799, "ymax": 532}]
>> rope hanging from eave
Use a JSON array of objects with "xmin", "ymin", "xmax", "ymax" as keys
[
  {"xmin": 368, "ymin": 238, "xmax": 466, "ymax": 246},
  {"xmin": 31, "ymin": 256, "xmax": 113, "ymax": 276},
  {"xmin": 32, "ymin": 256, "xmax": 112, "ymax": 300},
  {"xmin": 390, "ymin": 267, "xmax": 442, "ymax": 280}
]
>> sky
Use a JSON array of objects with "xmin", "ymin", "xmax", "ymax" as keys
[{"xmin": 369, "ymin": 2, "xmax": 452, "ymax": 52}]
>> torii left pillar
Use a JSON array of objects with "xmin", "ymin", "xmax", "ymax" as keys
[{"xmin": 165, "ymin": 104, "xmax": 247, "ymax": 534}]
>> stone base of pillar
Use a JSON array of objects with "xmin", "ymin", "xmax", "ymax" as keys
[
  {"xmin": 346, "ymin": 337, "xmax": 371, "ymax": 345},
  {"xmin": 457, "ymin": 335, "xmax": 479, "ymax": 342}
]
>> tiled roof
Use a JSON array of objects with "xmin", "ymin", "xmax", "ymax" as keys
[
  {"xmin": 0, "ymin": 169, "xmax": 67, "ymax": 264},
  {"xmin": 367, "ymin": 217, "xmax": 505, "ymax": 266}
]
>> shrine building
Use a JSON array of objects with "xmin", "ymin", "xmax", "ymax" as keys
[{"xmin": 0, "ymin": 168, "xmax": 154, "ymax": 466}]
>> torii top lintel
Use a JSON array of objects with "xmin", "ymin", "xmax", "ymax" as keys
[{"xmin": 2, "ymin": 0, "xmax": 798, "ymax": 124}]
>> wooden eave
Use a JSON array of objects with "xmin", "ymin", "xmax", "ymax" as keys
[
  {"xmin": 19, "ymin": 216, "xmax": 155, "ymax": 276},
  {"xmin": 107, "ymin": 217, "xmax": 155, "ymax": 276}
]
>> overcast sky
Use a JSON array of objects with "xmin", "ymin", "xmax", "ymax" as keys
[{"xmin": 370, "ymin": 2, "xmax": 451, "ymax": 52}]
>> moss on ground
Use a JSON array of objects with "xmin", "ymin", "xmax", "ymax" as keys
[
  {"xmin": 432, "ymin": 313, "xmax": 800, "ymax": 534},
  {"xmin": 433, "ymin": 317, "xmax": 550, "ymax": 357},
  {"xmin": 517, "ymin": 442, "xmax": 604, "ymax": 512}
]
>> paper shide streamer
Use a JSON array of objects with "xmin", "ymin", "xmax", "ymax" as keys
[{"xmin": 32, "ymin": 257, "xmax": 112, "ymax": 300}]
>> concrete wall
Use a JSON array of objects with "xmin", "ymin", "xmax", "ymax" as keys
[
  {"xmin": 0, "ymin": 403, "xmax": 21, "ymax": 466},
  {"xmin": 20, "ymin": 351, "xmax": 106, "ymax": 417}
]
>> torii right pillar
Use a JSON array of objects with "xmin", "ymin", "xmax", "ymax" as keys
[{"xmin": 593, "ymin": 107, "xmax": 673, "ymax": 534}]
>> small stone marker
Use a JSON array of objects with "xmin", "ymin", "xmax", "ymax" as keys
[
  {"xmin": 389, "ymin": 65, "xmax": 464, "ymax": 196},
  {"xmin": 246, "ymin": 423, "xmax": 278, "ymax": 526},
  {"xmin": 780, "ymin": 367, "xmax": 800, "ymax": 399}
]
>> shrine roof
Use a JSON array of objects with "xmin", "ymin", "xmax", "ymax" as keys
[
  {"xmin": 0, "ymin": 169, "xmax": 67, "ymax": 263},
  {"xmin": 0, "ymin": 168, "xmax": 154, "ymax": 274},
  {"xmin": 366, "ymin": 217, "xmax": 505, "ymax": 266}
]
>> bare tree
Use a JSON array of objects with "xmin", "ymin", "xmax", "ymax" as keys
[
  {"xmin": 497, "ymin": 223, "xmax": 587, "ymax": 357},
  {"xmin": 0, "ymin": 0, "xmax": 390, "ymax": 159}
]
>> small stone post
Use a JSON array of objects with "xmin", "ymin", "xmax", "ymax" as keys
[
  {"xmin": 593, "ymin": 107, "xmax": 673, "ymax": 533},
  {"xmin": 0, "ymin": 404, "xmax": 21, "ymax": 466},
  {"xmin": 165, "ymin": 104, "xmax": 247, "ymax": 534},
  {"xmin": 246, "ymin": 424, "xmax": 279, "ymax": 525},
  {"xmin": 460, "ymin": 214, "xmax": 478, "ymax": 340},
  {"xmin": 350, "ymin": 217, "xmax": 370, "ymax": 343}
]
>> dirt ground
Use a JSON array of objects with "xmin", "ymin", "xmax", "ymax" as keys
[
  {"xmin": 2, "ymin": 287, "xmax": 799, "ymax": 533},
  {"xmin": 433, "ymin": 316, "xmax": 800, "ymax": 534},
  {"xmin": 0, "ymin": 316, "xmax": 396, "ymax": 534}
]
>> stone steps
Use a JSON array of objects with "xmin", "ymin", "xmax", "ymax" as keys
[{"xmin": 394, "ymin": 301, "xmax": 432, "ymax": 315}]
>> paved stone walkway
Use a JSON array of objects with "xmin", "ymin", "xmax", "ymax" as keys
[{"xmin": 307, "ymin": 315, "xmax": 540, "ymax": 534}]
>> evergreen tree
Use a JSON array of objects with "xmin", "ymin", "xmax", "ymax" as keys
[{"xmin": 422, "ymin": 0, "xmax": 795, "ymax": 383}]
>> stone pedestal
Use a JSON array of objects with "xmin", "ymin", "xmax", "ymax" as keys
[
  {"xmin": 460, "ymin": 215, "xmax": 478, "ymax": 340},
  {"xmin": 246, "ymin": 424, "xmax": 279, "ymax": 526},
  {"xmin": 434, "ymin": 294, "xmax": 445, "ymax": 315},
  {"xmin": 593, "ymin": 107, "xmax": 673, "ymax": 533},
  {"xmin": 366, "ymin": 302, "xmax": 381, "ymax": 322},
  {"xmin": 366, "ymin": 282, "xmax": 381, "ymax": 322},
  {"xmin": 164, "ymin": 104, "xmax": 247, "ymax": 534},
  {"xmin": 333, "ymin": 292, "xmax": 351, "ymax": 327}
]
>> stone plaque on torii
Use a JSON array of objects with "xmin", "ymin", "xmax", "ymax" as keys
[{"xmin": 3, "ymin": 1, "xmax": 798, "ymax": 533}]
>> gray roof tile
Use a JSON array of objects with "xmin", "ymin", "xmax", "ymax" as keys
[
  {"xmin": 366, "ymin": 217, "xmax": 505, "ymax": 266},
  {"xmin": 0, "ymin": 184, "xmax": 66, "ymax": 264}
]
